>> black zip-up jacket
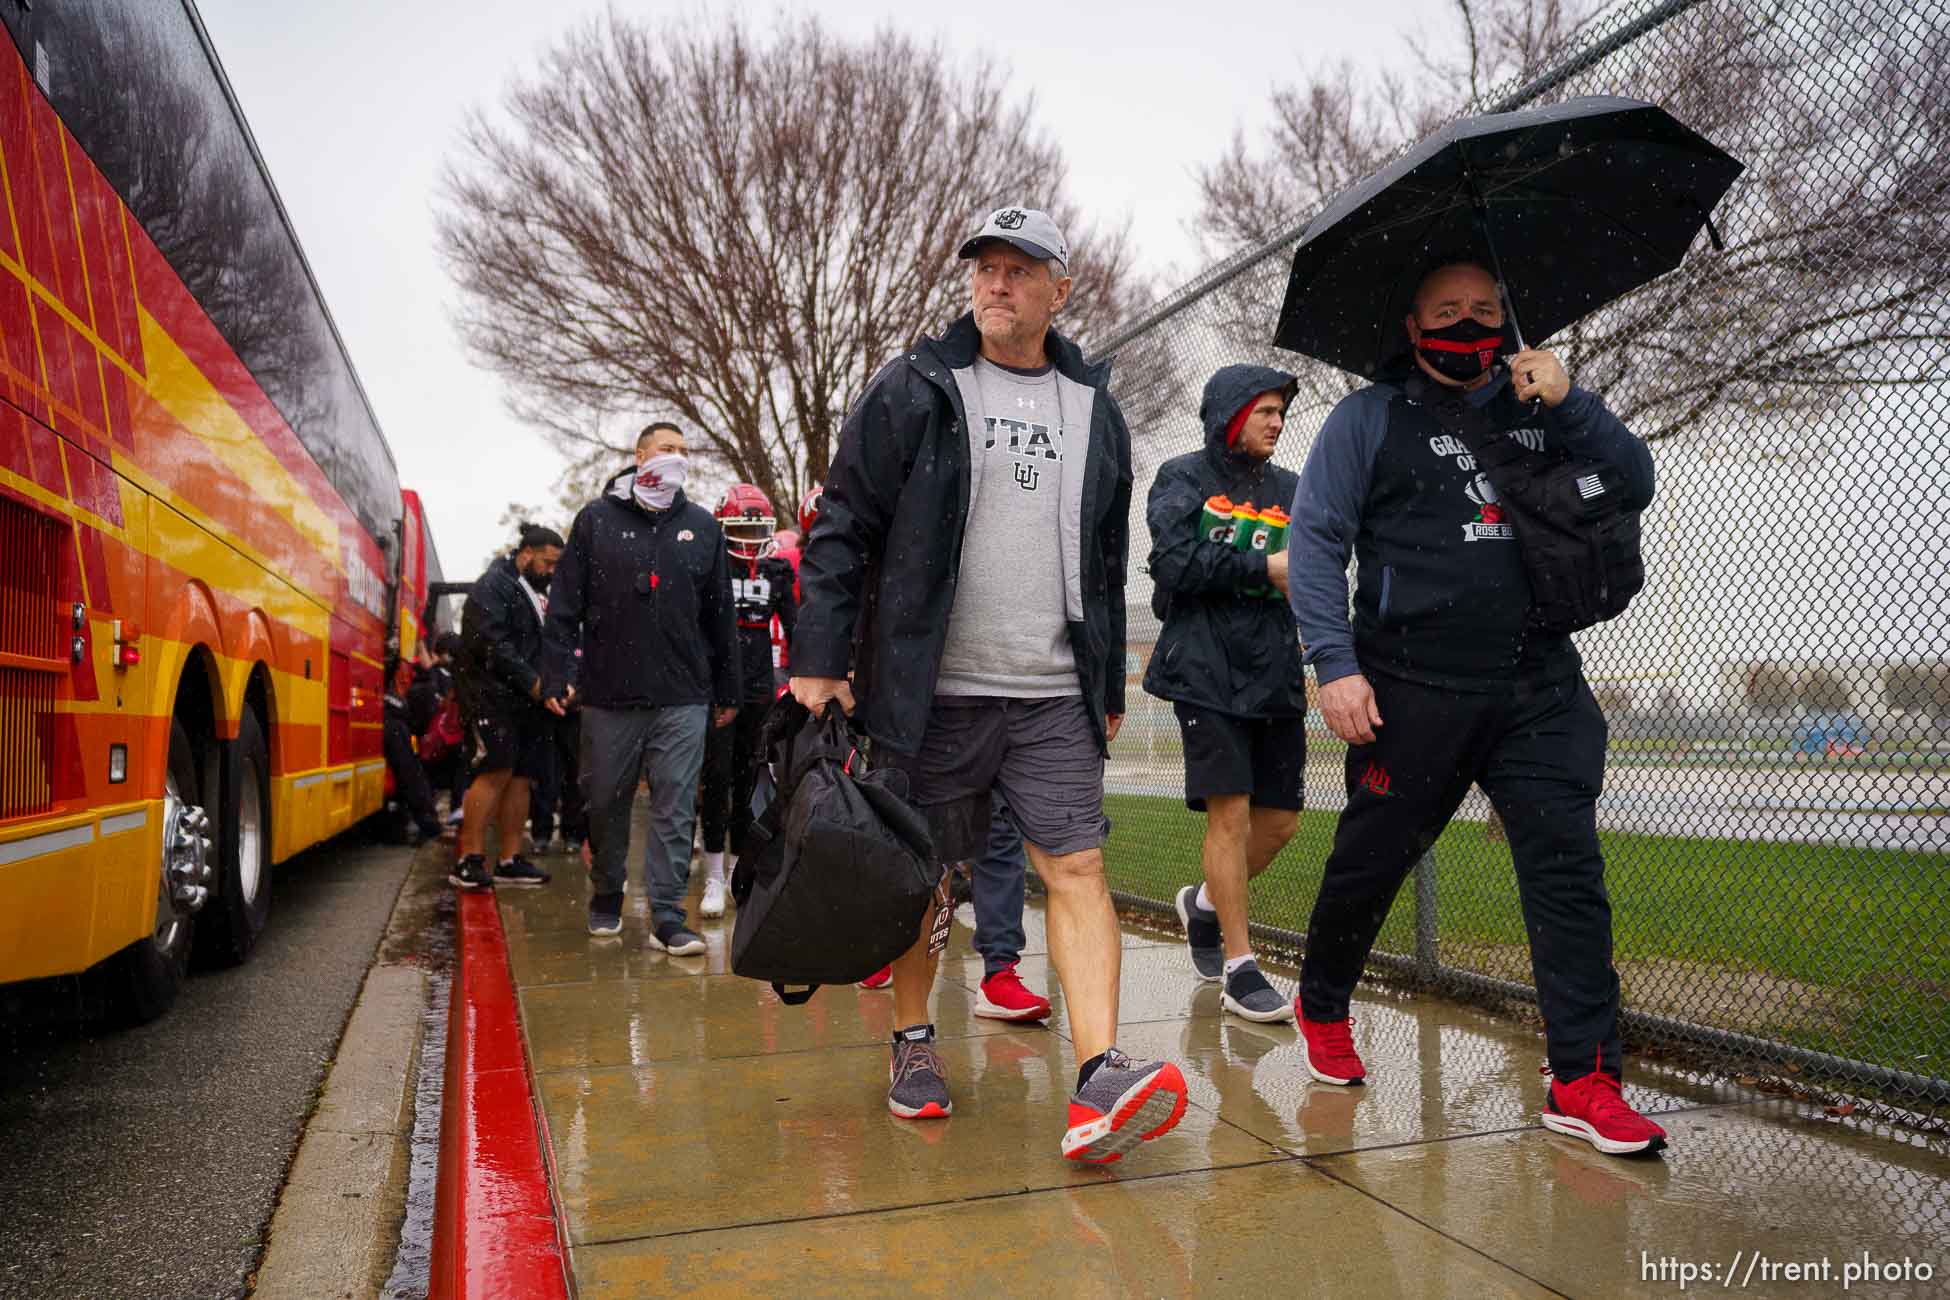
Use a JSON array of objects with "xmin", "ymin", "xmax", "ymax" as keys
[
  {"xmin": 543, "ymin": 470, "xmax": 738, "ymax": 710},
  {"xmin": 458, "ymin": 555, "xmax": 544, "ymax": 710},
  {"xmin": 1142, "ymin": 364, "xmax": 1308, "ymax": 718},
  {"xmin": 791, "ymin": 313, "xmax": 1134, "ymax": 757}
]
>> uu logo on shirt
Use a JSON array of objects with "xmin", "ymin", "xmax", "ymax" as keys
[
  {"xmin": 985, "ymin": 416, "xmax": 1061, "ymax": 493},
  {"xmin": 1461, "ymin": 473, "xmax": 1514, "ymax": 542}
]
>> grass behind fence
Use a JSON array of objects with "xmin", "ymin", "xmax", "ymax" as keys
[{"xmin": 1102, "ymin": 793, "xmax": 1949, "ymax": 1076}]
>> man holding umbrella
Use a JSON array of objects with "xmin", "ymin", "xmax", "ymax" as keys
[
  {"xmin": 1285, "ymin": 256, "xmax": 1664, "ymax": 1154},
  {"xmin": 1273, "ymin": 96, "xmax": 1738, "ymax": 1158}
]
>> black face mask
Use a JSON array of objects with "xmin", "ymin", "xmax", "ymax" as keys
[
  {"xmin": 1415, "ymin": 318, "xmax": 1509, "ymax": 383},
  {"xmin": 521, "ymin": 566, "xmax": 549, "ymax": 594}
]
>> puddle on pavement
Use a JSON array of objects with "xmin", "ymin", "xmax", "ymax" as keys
[{"xmin": 381, "ymin": 876, "xmax": 454, "ymax": 1300}]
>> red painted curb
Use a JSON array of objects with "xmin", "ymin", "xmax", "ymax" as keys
[{"xmin": 430, "ymin": 891, "xmax": 572, "ymax": 1300}]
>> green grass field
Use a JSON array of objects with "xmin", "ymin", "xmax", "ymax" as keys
[{"xmin": 1102, "ymin": 793, "xmax": 1949, "ymax": 1075}]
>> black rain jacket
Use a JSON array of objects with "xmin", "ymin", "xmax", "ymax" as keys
[
  {"xmin": 543, "ymin": 469, "xmax": 738, "ymax": 710},
  {"xmin": 791, "ymin": 313, "xmax": 1134, "ymax": 757},
  {"xmin": 458, "ymin": 555, "xmax": 545, "ymax": 710},
  {"xmin": 1142, "ymin": 364, "xmax": 1308, "ymax": 718}
]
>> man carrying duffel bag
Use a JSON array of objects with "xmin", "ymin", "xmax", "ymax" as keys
[{"xmin": 787, "ymin": 205, "xmax": 1190, "ymax": 1165}]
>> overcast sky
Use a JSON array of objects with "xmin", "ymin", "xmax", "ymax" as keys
[{"xmin": 195, "ymin": 0, "xmax": 1456, "ymax": 579}]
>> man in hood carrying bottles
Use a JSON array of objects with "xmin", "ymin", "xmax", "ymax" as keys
[
  {"xmin": 1144, "ymin": 365, "xmax": 1309, "ymax": 1024},
  {"xmin": 790, "ymin": 206, "xmax": 1189, "ymax": 1163},
  {"xmin": 1287, "ymin": 259, "xmax": 1666, "ymax": 1155}
]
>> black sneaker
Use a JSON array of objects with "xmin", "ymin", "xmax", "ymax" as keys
[
  {"xmin": 1174, "ymin": 885, "xmax": 1223, "ymax": 982},
  {"xmin": 588, "ymin": 891, "xmax": 623, "ymax": 937},
  {"xmin": 1221, "ymin": 959, "xmax": 1295, "ymax": 1023},
  {"xmin": 649, "ymin": 920, "xmax": 706, "ymax": 956},
  {"xmin": 494, "ymin": 855, "xmax": 551, "ymax": 887},
  {"xmin": 449, "ymin": 854, "xmax": 493, "ymax": 890}
]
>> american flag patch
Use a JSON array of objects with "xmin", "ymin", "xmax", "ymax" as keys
[{"xmin": 1576, "ymin": 474, "xmax": 1606, "ymax": 500}]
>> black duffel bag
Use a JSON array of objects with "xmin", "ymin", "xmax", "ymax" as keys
[
  {"xmin": 1418, "ymin": 374, "xmax": 1645, "ymax": 635},
  {"xmin": 729, "ymin": 697, "xmax": 939, "ymax": 1005}
]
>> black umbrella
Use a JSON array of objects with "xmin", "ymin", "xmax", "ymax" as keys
[{"xmin": 1271, "ymin": 96, "xmax": 1743, "ymax": 377}]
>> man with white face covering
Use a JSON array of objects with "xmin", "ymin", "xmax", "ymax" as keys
[{"xmin": 544, "ymin": 421, "xmax": 739, "ymax": 946}]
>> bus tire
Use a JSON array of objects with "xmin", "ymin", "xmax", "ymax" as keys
[
  {"xmin": 196, "ymin": 708, "xmax": 273, "ymax": 966},
  {"xmin": 112, "ymin": 718, "xmax": 204, "ymax": 1024}
]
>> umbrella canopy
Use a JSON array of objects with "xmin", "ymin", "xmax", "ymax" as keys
[{"xmin": 1271, "ymin": 96, "xmax": 1744, "ymax": 377}]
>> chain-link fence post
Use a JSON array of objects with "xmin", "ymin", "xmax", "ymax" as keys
[{"xmin": 1413, "ymin": 848, "xmax": 1439, "ymax": 982}]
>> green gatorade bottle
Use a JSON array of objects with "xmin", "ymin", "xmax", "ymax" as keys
[
  {"xmin": 1199, "ymin": 494, "xmax": 1237, "ymax": 545},
  {"xmin": 1231, "ymin": 502, "xmax": 1265, "ymax": 555},
  {"xmin": 1256, "ymin": 506, "xmax": 1291, "ymax": 599}
]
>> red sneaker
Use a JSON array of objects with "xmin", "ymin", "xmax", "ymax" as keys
[
  {"xmin": 858, "ymin": 965, "xmax": 893, "ymax": 990},
  {"xmin": 1300, "ymin": 1015, "xmax": 1367, "ymax": 1086},
  {"xmin": 975, "ymin": 962, "xmax": 1052, "ymax": 1021},
  {"xmin": 1542, "ymin": 1072, "xmax": 1668, "ymax": 1155}
]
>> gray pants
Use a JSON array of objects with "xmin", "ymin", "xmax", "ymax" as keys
[{"xmin": 581, "ymin": 705, "xmax": 709, "ymax": 927}]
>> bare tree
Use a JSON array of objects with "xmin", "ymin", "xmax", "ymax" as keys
[
  {"xmin": 1182, "ymin": 0, "xmax": 1591, "ymax": 425},
  {"xmin": 439, "ymin": 14, "xmax": 1150, "ymax": 510},
  {"xmin": 1184, "ymin": 0, "xmax": 1950, "ymax": 445}
]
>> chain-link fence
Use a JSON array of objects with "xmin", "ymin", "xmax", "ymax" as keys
[{"xmin": 1090, "ymin": 0, "xmax": 1949, "ymax": 1125}]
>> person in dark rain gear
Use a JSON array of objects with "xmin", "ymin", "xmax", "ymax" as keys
[
  {"xmin": 452, "ymin": 524, "xmax": 563, "ymax": 889},
  {"xmin": 1145, "ymin": 364, "xmax": 1308, "ymax": 1025},
  {"xmin": 543, "ymin": 422, "xmax": 739, "ymax": 951}
]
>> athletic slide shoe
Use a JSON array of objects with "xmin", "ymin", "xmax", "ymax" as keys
[{"xmin": 1061, "ymin": 1050, "xmax": 1189, "ymax": 1163}]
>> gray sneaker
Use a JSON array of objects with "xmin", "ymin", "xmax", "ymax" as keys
[
  {"xmin": 1174, "ymin": 885, "xmax": 1224, "ymax": 982},
  {"xmin": 1221, "ymin": 960, "xmax": 1295, "ymax": 1023},
  {"xmin": 649, "ymin": 920, "xmax": 706, "ymax": 956},
  {"xmin": 1061, "ymin": 1049, "xmax": 1188, "ymax": 1163},
  {"xmin": 888, "ymin": 1026, "xmax": 952, "ymax": 1119},
  {"xmin": 587, "ymin": 891, "xmax": 623, "ymax": 937}
]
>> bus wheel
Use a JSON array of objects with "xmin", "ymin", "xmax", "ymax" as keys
[
  {"xmin": 113, "ymin": 718, "xmax": 212, "ymax": 1023},
  {"xmin": 196, "ymin": 708, "xmax": 272, "ymax": 966}
]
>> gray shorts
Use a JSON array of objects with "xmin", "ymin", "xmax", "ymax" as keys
[{"xmin": 882, "ymin": 696, "xmax": 1108, "ymax": 862}]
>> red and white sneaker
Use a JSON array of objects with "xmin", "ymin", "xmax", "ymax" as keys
[
  {"xmin": 858, "ymin": 966, "xmax": 893, "ymax": 990},
  {"xmin": 1542, "ymin": 1071, "xmax": 1668, "ymax": 1155},
  {"xmin": 1300, "ymin": 1015, "xmax": 1367, "ymax": 1086},
  {"xmin": 975, "ymin": 962, "xmax": 1052, "ymax": 1021},
  {"xmin": 1061, "ymin": 1050, "xmax": 1188, "ymax": 1163}
]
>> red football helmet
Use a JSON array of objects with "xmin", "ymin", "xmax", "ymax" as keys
[
  {"xmin": 799, "ymin": 485, "xmax": 825, "ymax": 536},
  {"xmin": 716, "ymin": 483, "xmax": 776, "ymax": 559}
]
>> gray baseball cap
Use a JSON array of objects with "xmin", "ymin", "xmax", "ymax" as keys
[{"xmin": 958, "ymin": 206, "xmax": 1070, "ymax": 271}]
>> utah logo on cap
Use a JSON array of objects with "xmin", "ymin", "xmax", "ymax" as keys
[{"xmin": 995, "ymin": 208, "xmax": 1028, "ymax": 229}]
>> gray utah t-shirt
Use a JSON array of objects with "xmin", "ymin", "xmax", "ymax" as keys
[{"xmin": 936, "ymin": 356, "xmax": 1082, "ymax": 698}]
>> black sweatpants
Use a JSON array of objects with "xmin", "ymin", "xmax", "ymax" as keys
[
  {"xmin": 383, "ymin": 713, "xmax": 440, "ymax": 836},
  {"xmin": 1298, "ymin": 671, "xmax": 1622, "ymax": 1081},
  {"xmin": 699, "ymin": 703, "xmax": 767, "ymax": 857},
  {"xmin": 529, "ymin": 711, "xmax": 587, "ymax": 844}
]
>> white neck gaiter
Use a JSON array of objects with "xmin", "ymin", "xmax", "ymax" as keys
[{"xmin": 632, "ymin": 453, "xmax": 687, "ymax": 511}]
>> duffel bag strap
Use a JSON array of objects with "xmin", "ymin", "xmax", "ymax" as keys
[{"xmin": 771, "ymin": 982, "xmax": 819, "ymax": 1006}]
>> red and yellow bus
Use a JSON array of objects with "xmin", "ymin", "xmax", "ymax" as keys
[{"xmin": 0, "ymin": 2, "xmax": 442, "ymax": 1019}]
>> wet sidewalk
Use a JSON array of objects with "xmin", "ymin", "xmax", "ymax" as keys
[{"xmin": 493, "ymin": 863, "xmax": 1949, "ymax": 1298}]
